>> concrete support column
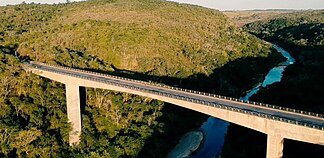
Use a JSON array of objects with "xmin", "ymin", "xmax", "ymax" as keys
[
  {"xmin": 267, "ymin": 134, "xmax": 284, "ymax": 158},
  {"xmin": 66, "ymin": 84, "xmax": 82, "ymax": 146}
]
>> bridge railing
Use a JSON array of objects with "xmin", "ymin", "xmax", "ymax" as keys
[{"xmin": 27, "ymin": 61, "xmax": 324, "ymax": 131}]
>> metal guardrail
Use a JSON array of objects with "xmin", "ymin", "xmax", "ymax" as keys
[{"xmin": 27, "ymin": 61, "xmax": 324, "ymax": 131}]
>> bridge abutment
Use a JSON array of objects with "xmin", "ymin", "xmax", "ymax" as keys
[
  {"xmin": 66, "ymin": 84, "xmax": 83, "ymax": 146},
  {"xmin": 266, "ymin": 134, "xmax": 284, "ymax": 158}
]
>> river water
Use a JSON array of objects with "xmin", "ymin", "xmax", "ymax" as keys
[{"xmin": 168, "ymin": 44, "xmax": 296, "ymax": 158}]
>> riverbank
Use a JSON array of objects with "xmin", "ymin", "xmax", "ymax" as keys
[
  {"xmin": 167, "ymin": 44, "xmax": 290, "ymax": 158},
  {"xmin": 221, "ymin": 44, "xmax": 296, "ymax": 158},
  {"xmin": 167, "ymin": 130, "xmax": 204, "ymax": 158}
]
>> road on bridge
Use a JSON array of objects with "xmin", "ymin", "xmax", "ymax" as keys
[{"xmin": 28, "ymin": 62, "xmax": 324, "ymax": 130}]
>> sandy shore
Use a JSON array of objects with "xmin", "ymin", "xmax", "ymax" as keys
[{"xmin": 167, "ymin": 130, "xmax": 204, "ymax": 158}]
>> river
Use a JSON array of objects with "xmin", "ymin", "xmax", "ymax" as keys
[{"xmin": 167, "ymin": 44, "xmax": 296, "ymax": 158}]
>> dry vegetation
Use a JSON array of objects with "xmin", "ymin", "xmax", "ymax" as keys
[
  {"xmin": 223, "ymin": 10, "xmax": 295, "ymax": 27},
  {"xmin": 3, "ymin": 0, "xmax": 274, "ymax": 77}
]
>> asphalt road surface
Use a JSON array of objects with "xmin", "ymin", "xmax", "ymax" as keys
[{"xmin": 28, "ymin": 62, "xmax": 324, "ymax": 130}]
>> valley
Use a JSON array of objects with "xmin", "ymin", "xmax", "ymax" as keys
[{"xmin": 0, "ymin": 1, "xmax": 323, "ymax": 157}]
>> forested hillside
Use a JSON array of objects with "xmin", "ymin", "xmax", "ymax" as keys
[
  {"xmin": 244, "ymin": 10, "xmax": 324, "ymax": 48},
  {"xmin": 4, "ymin": 0, "xmax": 274, "ymax": 76},
  {"xmin": 244, "ymin": 10, "xmax": 324, "ymax": 114},
  {"xmin": 0, "ymin": 0, "xmax": 282, "ymax": 157},
  {"xmin": 223, "ymin": 10, "xmax": 293, "ymax": 27}
]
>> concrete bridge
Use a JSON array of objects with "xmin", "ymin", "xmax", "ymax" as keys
[{"xmin": 24, "ymin": 61, "xmax": 324, "ymax": 158}]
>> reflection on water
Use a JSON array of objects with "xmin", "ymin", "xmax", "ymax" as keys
[{"xmin": 190, "ymin": 118, "xmax": 229, "ymax": 158}]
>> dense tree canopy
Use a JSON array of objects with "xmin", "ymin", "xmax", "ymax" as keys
[
  {"xmin": 0, "ymin": 0, "xmax": 281, "ymax": 157},
  {"xmin": 244, "ymin": 10, "xmax": 324, "ymax": 113},
  {"xmin": 221, "ymin": 10, "xmax": 324, "ymax": 158},
  {"xmin": 244, "ymin": 10, "xmax": 324, "ymax": 47}
]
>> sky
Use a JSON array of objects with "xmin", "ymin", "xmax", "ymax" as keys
[{"xmin": 1, "ymin": 0, "xmax": 324, "ymax": 10}]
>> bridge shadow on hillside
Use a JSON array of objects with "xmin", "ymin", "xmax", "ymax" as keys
[
  {"xmin": 75, "ymin": 54, "xmax": 281, "ymax": 157},
  {"xmin": 5, "ymin": 44, "xmax": 271, "ymax": 157},
  {"xmin": 17, "ymin": 46, "xmax": 324, "ymax": 157},
  {"xmin": 83, "ymin": 55, "xmax": 280, "ymax": 98}
]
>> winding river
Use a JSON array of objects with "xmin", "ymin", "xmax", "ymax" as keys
[{"xmin": 167, "ymin": 44, "xmax": 296, "ymax": 158}]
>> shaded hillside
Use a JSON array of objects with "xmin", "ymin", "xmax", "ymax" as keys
[
  {"xmin": 0, "ymin": 0, "xmax": 282, "ymax": 157},
  {"xmin": 222, "ymin": 10, "xmax": 324, "ymax": 158},
  {"xmin": 244, "ymin": 10, "xmax": 324, "ymax": 114},
  {"xmin": 244, "ymin": 10, "xmax": 324, "ymax": 48}
]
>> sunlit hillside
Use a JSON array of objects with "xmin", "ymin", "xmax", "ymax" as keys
[
  {"xmin": 1, "ymin": 0, "xmax": 272, "ymax": 77},
  {"xmin": 0, "ymin": 0, "xmax": 282, "ymax": 157}
]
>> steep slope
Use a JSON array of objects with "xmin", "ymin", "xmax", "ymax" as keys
[
  {"xmin": 221, "ymin": 10, "xmax": 324, "ymax": 158},
  {"xmin": 244, "ymin": 10, "xmax": 324, "ymax": 48},
  {"xmin": 244, "ymin": 10, "xmax": 324, "ymax": 114},
  {"xmin": 3, "ymin": 0, "xmax": 272, "ymax": 77}
]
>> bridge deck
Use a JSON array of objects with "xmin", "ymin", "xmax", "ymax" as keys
[{"xmin": 26, "ymin": 62, "xmax": 324, "ymax": 131}]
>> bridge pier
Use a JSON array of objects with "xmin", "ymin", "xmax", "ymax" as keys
[
  {"xmin": 27, "ymin": 62, "xmax": 324, "ymax": 151},
  {"xmin": 266, "ymin": 134, "xmax": 284, "ymax": 158},
  {"xmin": 66, "ymin": 84, "xmax": 82, "ymax": 146}
]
